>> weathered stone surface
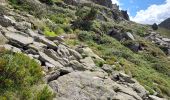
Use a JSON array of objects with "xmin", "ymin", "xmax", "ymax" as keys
[
  {"xmin": 0, "ymin": 15, "xmax": 15, "ymax": 27},
  {"xmin": 149, "ymin": 95, "xmax": 167, "ymax": 100},
  {"xmin": 77, "ymin": 46, "xmax": 104, "ymax": 61},
  {"xmin": 80, "ymin": 57, "xmax": 96, "ymax": 69},
  {"xmin": 68, "ymin": 48, "xmax": 82, "ymax": 60},
  {"xmin": 57, "ymin": 44, "xmax": 70, "ymax": 58},
  {"xmin": 14, "ymin": 21, "xmax": 31, "ymax": 31},
  {"xmin": 125, "ymin": 32, "xmax": 135, "ymax": 40},
  {"xmin": 4, "ymin": 32, "xmax": 34, "ymax": 46},
  {"xmin": 44, "ymin": 49, "xmax": 69, "ymax": 66},
  {"xmin": 49, "ymin": 71, "xmax": 144, "ymax": 100},
  {"xmin": 111, "ymin": 72, "xmax": 135, "ymax": 83},
  {"xmin": 39, "ymin": 51, "xmax": 64, "ymax": 68},
  {"xmin": 28, "ymin": 41, "xmax": 46, "ymax": 52},
  {"xmin": 102, "ymin": 64, "xmax": 116, "ymax": 73},
  {"xmin": 25, "ymin": 29, "xmax": 38, "ymax": 37},
  {"xmin": 35, "ymin": 35, "xmax": 57, "ymax": 49},
  {"xmin": 69, "ymin": 60, "xmax": 86, "ymax": 71}
]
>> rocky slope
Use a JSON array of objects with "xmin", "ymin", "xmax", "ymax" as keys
[
  {"xmin": 0, "ymin": 0, "xmax": 170, "ymax": 100},
  {"xmin": 159, "ymin": 18, "xmax": 170, "ymax": 30}
]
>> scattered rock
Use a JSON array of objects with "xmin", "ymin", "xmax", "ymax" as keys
[
  {"xmin": 39, "ymin": 51, "xmax": 64, "ymax": 68},
  {"xmin": 102, "ymin": 64, "xmax": 116, "ymax": 73},
  {"xmin": 0, "ymin": 32, "xmax": 8, "ymax": 45},
  {"xmin": 0, "ymin": 15, "xmax": 15, "ymax": 27},
  {"xmin": 68, "ymin": 48, "xmax": 82, "ymax": 60},
  {"xmin": 14, "ymin": 21, "xmax": 32, "ymax": 31},
  {"xmin": 35, "ymin": 35, "xmax": 57, "ymax": 49},
  {"xmin": 57, "ymin": 44, "xmax": 70, "ymax": 58}
]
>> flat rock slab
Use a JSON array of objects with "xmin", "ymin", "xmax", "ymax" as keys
[
  {"xmin": 49, "ymin": 71, "xmax": 143, "ymax": 100},
  {"xmin": 39, "ymin": 51, "xmax": 64, "ymax": 68},
  {"xmin": 4, "ymin": 32, "xmax": 34, "ymax": 46}
]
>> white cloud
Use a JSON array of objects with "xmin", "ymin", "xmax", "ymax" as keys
[
  {"xmin": 111, "ymin": 0, "xmax": 120, "ymax": 5},
  {"xmin": 131, "ymin": 0, "xmax": 170, "ymax": 25}
]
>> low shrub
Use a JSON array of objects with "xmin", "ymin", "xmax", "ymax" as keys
[{"xmin": 0, "ymin": 50, "xmax": 44, "ymax": 99}]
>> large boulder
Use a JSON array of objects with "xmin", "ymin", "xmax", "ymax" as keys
[
  {"xmin": 108, "ymin": 30, "xmax": 135, "ymax": 41},
  {"xmin": 49, "ymin": 71, "xmax": 144, "ymax": 100}
]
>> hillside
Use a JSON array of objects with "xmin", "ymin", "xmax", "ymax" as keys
[
  {"xmin": 159, "ymin": 18, "xmax": 170, "ymax": 30},
  {"xmin": 0, "ymin": 0, "xmax": 170, "ymax": 100}
]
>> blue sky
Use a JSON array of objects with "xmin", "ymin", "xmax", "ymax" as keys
[
  {"xmin": 119, "ymin": 0, "xmax": 165, "ymax": 16},
  {"xmin": 111, "ymin": 0, "xmax": 170, "ymax": 24}
]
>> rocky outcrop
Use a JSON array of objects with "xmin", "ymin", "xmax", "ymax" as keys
[
  {"xmin": 0, "ymin": 2, "xmax": 166, "ymax": 100},
  {"xmin": 63, "ymin": 0, "xmax": 129, "ymax": 21},
  {"xmin": 145, "ymin": 32, "xmax": 170, "ymax": 55},
  {"xmin": 50, "ymin": 71, "xmax": 144, "ymax": 100},
  {"xmin": 63, "ymin": 0, "xmax": 113, "ymax": 8},
  {"xmin": 159, "ymin": 18, "xmax": 170, "ymax": 30}
]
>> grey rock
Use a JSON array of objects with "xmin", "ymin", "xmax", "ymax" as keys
[
  {"xmin": 149, "ymin": 95, "xmax": 167, "ymax": 100},
  {"xmin": 80, "ymin": 57, "xmax": 96, "ymax": 70},
  {"xmin": 39, "ymin": 51, "xmax": 64, "ymax": 69},
  {"xmin": 25, "ymin": 29, "xmax": 38, "ymax": 37},
  {"xmin": 49, "ymin": 71, "xmax": 143, "ymax": 100},
  {"xmin": 45, "ymin": 62, "xmax": 56, "ymax": 68},
  {"xmin": 111, "ymin": 72, "xmax": 135, "ymax": 83},
  {"xmin": 125, "ymin": 32, "xmax": 135, "ymax": 40},
  {"xmin": 102, "ymin": 64, "xmax": 116, "ymax": 73},
  {"xmin": 44, "ymin": 49, "xmax": 69, "ymax": 66},
  {"xmin": 14, "ymin": 21, "xmax": 31, "ymax": 31},
  {"xmin": 162, "ymin": 38, "xmax": 170, "ymax": 42},
  {"xmin": 35, "ymin": 35, "xmax": 57, "ymax": 49},
  {"xmin": 46, "ymin": 71, "xmax": 61, "ymax": 82},
  {"xmin": 28, "ymin": 42, "xmax": 46, "ymax": 52},
  {"xmin": 25, "ymin": 49, "xmax": 38, "ymax": 55},
  {"xmin": 68, "ymin": 48, "xmax": 82, "ymax": 60},
  {"xmin": 4, "ymin": 32, "xmax": 34, "ymax": 47},
  {"xmin": 57, "ymin": 44, "xmax": 70, "ymax": 58},
  {"xmin": 69, "ymin": 60, "xmax": 86, "ymax": 71},
  {"xmin": 0, "ymin": 15, "xmax": 15, "ymax": 27},
  {"xmin": 78, "ymin": 47, "xmax": 104, "ymax": 61}
]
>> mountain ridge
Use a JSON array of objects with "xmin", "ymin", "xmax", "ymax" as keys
[{"xmin": 159, "ymin": 18, "xmax": 170, "ymax": 30}]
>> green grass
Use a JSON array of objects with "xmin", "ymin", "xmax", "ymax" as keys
[
  {"xmin": 156, "ymin": 27, "xmax": 170, "ymax": 38},
  {"xmin": 77, "ymin": 30, "xmax": 170, "ymax": 98}
]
